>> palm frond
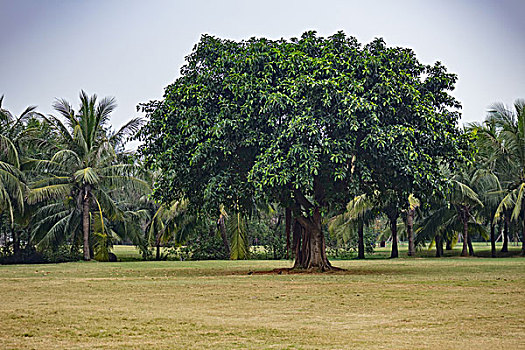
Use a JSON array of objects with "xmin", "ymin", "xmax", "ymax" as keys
[
  {"xmin": 451, "ymin": 179, "xmax": 483, "ymax": 207},
  {"xmin": 345, "ymin": 194, "xmax": 374, "ymax": 220},
  {"xmin": 74, "ymin": 167, "xmax": 100, "ymax": 185},
  {"xmin": 493, "ymin": 191, "xmax": 515, "ymax": 222},
  {"xmin": 110, "ymin": 117, "xmax": 144, "ymax": 146},
  {"xmin": 43, "ymin": 115, "xmax": 74, "ymax": 145},
  {"xmin": 93, "ymin": 188, "xmax": 122, "ymax": 221},
  {"xmin": 33, "ymin": 210, "xmax": 75, "ymax": 249},
  {"xmin": 73, "ymin": 124, "xmax": 89, "ymax": 155},
  {"xmin": 27, "ymin": 184, "xmax": 73, "ymax": 204},
  {"xmin": 408, "ymin": 194, "xmax": 420, "ymax": 210},
  {"xmin": 0, "ymin": 134, "xmax": 20, "ymax": 168},
  {"xmin": 511, "ymin": 183, "xmax": 525, "ymax": 221},
  {"xmin": 227, "ymin": 211, "xmax": 249, "ymax": 260}
]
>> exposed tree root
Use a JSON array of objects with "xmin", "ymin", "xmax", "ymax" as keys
[{"xmin": 248, "ymin": 266, "xmax": 345, "ymax": 275}]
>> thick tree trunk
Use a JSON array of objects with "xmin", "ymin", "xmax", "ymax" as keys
[
  {"xmin": 389, "ymin": 212, "xmax": 399, "ymax": 259},
  {"xmin": 501, "ymin": 212, "xmax": 509, "ymax": 253},
  {"xmin": 446, "ymin": 239, "xmax": 452, "ymax": 251},
  {"xmin": 82, "ymin": 191, "xmax": 91, "ymax": 261},
  {"xmin": 357, "ymin": 219, "xmax": 365, "ymax": 259},
  {"xmin": 490, "ymin": 222, "xmax": 496, "ymax": 258},
  {"xmin": 407, "ymin": 208, "xmax": 415, "ymax": 256},
  {"xmin": 285, "ymin": 207, "xmax": 291, "ymax": 259},
  {"xmin": 460, "ymin": 208, "xmax": 469, "ymax": 257},
  {"xmin": 291, "ymin": 181, "xmax": 333, "ymax": 271},
  {"xmin": 293, "ymin": 208, "xmax": 332, "ymax": 271}
]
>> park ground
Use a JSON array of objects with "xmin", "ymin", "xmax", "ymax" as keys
[{"xmin": 0, "ymin": 245, "xmax": 523, "ymax": 349}]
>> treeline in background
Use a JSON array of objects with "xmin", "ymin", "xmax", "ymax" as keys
[{"xmin": 0, "ymin": 91, "xmax": 523, "ymax": 264}]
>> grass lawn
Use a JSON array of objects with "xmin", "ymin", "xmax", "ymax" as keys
[{"xmin": 0, "ymin": 256, "xmax": 523, "ymax": 349}]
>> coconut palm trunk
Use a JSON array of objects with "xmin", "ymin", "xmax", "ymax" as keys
[
  {"xmin": 522, "ymin": 208, "xmax": 525, "ymax": 256},
  {"xmin": 501, "ymin": 212, "xmax": 509, "ymax": 253},
  {"xmin": 388, "ymin": 211, "xmax": 399, "ymax": 258},
  {"xmin": 460, "ymin": 208, "xmax": 469, "ymax": 257},
  {"xmin": 12, "ymin": 228, "xmax": 20, "ymax": 257},
  {"xmin": 82, "ymin": 185, "xmax": 91, "ymax": 261},
  {"xmin": 522, "ymin": 229, "xmax": 525, "ymax": 256},
  {"xmin": 155, "ymin": 233, "xmax": 162, "ymax": 260},
  {"xmin": 490, "ymin": 222, "xmax": 496, "ymax": 258},
  {"xmin": 357, "ymin": 219, "xmax": 365, "ymax": 259},
  {"xmin": 407, "ymin": 207, "xmax": 415, "ymax": 256}
]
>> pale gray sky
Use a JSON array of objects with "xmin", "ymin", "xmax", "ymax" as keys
[{"xmin": 1, "ymin": 0, "xmax": 524, "ymax": 147}]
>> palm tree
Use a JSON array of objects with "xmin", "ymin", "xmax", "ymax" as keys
[
  {"xmin": 488, "ymin": 99, "xmax": 525, "ymax": 255},
  {"xmin": 467, "ymin": 119, "xmax": 505, "ymax": 257},
  {"xmin": 474, "ymin": 170, "xmax": 504, "ymax": 257},
  {"xmin": 382, "ymin": 194, "xmax": 403, "ymax": 259},
  {"xmin": 0, "ymin": 96, "xmax": 44, "ymax": 256},
  {"xmin": 27, "ymin": 91, "xmax": 147, "ymax": 260},
  {"xmin": 145, "ymin": 199, "xmax": 193, "ymax": 260},
  {"xmin": 416, "ymin": 169, "xmax": 484, "ymax": 257},
  {"xmin": 328, "ymin": 194, "xmax": 376, "ymax": 259}
]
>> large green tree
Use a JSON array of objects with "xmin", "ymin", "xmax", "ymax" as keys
[{"xmin": 139, "ymin": 31, "xmax": 470, "ymax": 270}]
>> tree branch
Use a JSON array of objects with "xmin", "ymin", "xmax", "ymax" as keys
[
  {"xmin": 295, "ymin": 215, "xmax": 314, "ymax": 231},
  {"xmin": 293, "ymin": 189, "xmax": 314, "ymax": 211}
]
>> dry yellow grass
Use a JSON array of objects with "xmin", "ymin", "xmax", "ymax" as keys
[{"xmin": 0, "ymin": 258, "xmax": 523, "ymax": 349}]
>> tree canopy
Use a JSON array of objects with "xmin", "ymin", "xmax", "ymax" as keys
[{"xmin": 139, "ymin": 31, "xmax": 471, "ymax": 269}]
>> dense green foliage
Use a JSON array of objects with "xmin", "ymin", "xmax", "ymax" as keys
[
  {"xmin": 138, "ymin": 31, "xmax": 471, "ymax": 269},
  {"xmin": 140, "ymin": 31, "xmax": 469, "ymax": 207},
  {"xmin": 0, "ymin": 32, "xmax": 522, "ymax": 265}
]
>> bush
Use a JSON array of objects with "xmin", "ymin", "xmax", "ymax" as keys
[
  {"xmin": 184, "ymin": 232, "xmax": 228, "ymax": 260},
  {"xmin": 0, "ymin": 245, "xmax": 82, "ymax": 264}
]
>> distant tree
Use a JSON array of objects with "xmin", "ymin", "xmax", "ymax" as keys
[{"xmin": 139, "ymin": 31, "xmax": 470, "ymax": 270}]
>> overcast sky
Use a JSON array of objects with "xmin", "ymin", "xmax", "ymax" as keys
[{"xmin": 1, "ymin": 0, "xmax": 524, "ymax": 147}]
